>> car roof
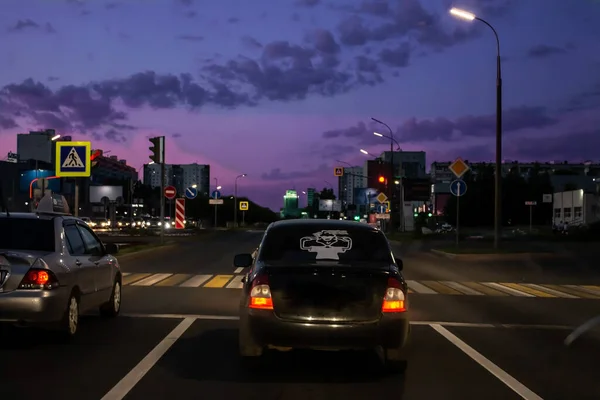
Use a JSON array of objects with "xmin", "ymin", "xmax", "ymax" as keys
[
  {"xmin": 269, "ymin": 219, "xmax": 380, "ymax": 232},
  {"xmin": 0, "ymin": 212, "xmax": 81, "ymax": 222}
]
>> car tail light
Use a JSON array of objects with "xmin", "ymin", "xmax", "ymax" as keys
[
  {"xmin": 249, "ymin": 274, "xmax": 273, "ymax": 310},
  {"xmin": 382, "ymin": 277, "xmax": 406, "ymax": 313},
  {"xmin": 18, "ymin": 260, "xmax": 59, "ymax": 290}
]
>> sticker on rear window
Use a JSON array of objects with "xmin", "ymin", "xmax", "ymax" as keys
[{"xmin": 299, "ymin": 230, "xmax": 353, "ymax": 260}]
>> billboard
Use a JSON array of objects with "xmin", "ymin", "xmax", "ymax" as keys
[
  {"xmin": 20, "ymin": 170, "xmax": 61, "ymax": 194},
  {"xmin": 318, "ymin": 199, "xmax": 342, "ymax": 212},
  {"xmin": 354, "ymin": 188, "xmax": 379, "ymax": 205},
  {"xmin": 89, "ymin": 185, "xmax": 124, "ymax": 203}
]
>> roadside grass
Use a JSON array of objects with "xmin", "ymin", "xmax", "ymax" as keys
[{"xmin": 434, "ymin": 246, "xmax": 536, "ymax": 254}]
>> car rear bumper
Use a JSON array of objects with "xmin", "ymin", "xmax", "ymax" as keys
[
  {"xmin": 244, "ymin": 309, "xmax": 410, "ymax": 350},
  {"xmin": 0, "ymin": 288, "xmax": 69, "ymax": 325}
]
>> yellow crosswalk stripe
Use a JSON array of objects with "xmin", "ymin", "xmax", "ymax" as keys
[
  {"xmin": 460, "ymin": 282, "xmax": 509, "ymax": 296},
  {"xmin": 117, "ymin": 273, "xmax": 600, "ymax": 299},
  {"xmin": 580, "ymin": 285, "xmax": 600, "ymax": 295},
  {"xmin": 421, "ymin": 281, "xmax": 461, "ymax": 295},
  {"xmin": 204, "ymin": 274, "xmax": 234, "ymax": 288},
  {"xmin": 499, "ymin": 283, "xmax": 556, "ymax": 298},
  {"xmin": 541, "ymin": 284, "xmax": 589, "ymax": 298},
  {"xmin": 122, "ymin": 273, "xmax": 151, "ymax": 285},
  {"xmin": 566, "ymin": 285, "xmax": 600, "ymax": 298},
  {"xmin": 154, "ymin": 274, "xmax": 194, "ymax": 287}
]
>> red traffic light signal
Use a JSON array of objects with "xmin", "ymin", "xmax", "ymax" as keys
[{"xmin": 378, "ymin": 176, "xmax": 385, "ymax": 183}]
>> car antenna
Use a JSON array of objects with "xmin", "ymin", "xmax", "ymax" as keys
[{"xmin": 0, "ymin": 182, "xmax": 10, "ymax": 217}]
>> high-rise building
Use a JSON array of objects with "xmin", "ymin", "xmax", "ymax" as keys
[
  {"xmin": 283, "ymin": 190, "xmax": 299, "ymax": 218},
  {"xmin": 338, "ymin": 166, "xmax": 364, "ymax": 206},
  {"xmin": 16, "ymin": 129, "xmax": 72, "ymax": 165},
  {"xmin": 306, "ymin": 188, "xmax": 315, "ymax": 209},
  {"xmin": 143, "ymin": 163, "xmax": 210, "ymax": 196}
]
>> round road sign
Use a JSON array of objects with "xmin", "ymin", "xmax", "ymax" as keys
[{"xmin": 164, "ymin": 186, "xmax": 177, "ymax": 199}]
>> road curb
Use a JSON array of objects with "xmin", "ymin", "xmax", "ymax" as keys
[
  {"xmin": 430, "ymin": 249, "xmax": 556, "ymax": 261},
  {"xmin": 117, "ymin": 242, "xmax": 178, "ymax": 260}
]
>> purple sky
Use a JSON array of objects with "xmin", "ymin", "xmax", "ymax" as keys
[{"xmin": 1, "ymin": 0, "xmax": 599, "ymax": 210}]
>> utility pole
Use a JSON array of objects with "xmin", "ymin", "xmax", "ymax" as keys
[{"xmin": 149, "ymin": 136, "xmax": 165, "ymax": 245}]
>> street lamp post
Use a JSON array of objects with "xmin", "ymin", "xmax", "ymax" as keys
[
  {"xmin": 371, "ymin": 117, "xmax": 403, "ymax": 232},
  {"xmin": 233, "ymin": 173, "xmax": 247, "ymax": 228},
  {"xmin": 450, "ymin": 7, "xmax": 503, "ymax": 249},
  {"xmin": 323, "ymin": 180, "xmax": 334, "ymax": 218},
  {"xmin": 214, "ymin": 178, "xmax": 219, "ymax": 227}
]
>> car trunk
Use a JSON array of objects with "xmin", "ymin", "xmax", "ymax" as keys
[
  {"xmin": 267, "ymin": 263, "xmax": 390, "ymax": 323},
  {"xmin": 0, "ymin": 251, "xmax": 47, "ymax": 293}
]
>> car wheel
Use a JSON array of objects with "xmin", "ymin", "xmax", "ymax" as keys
[
  {"xmin": 382, "ymin": 347, "xmax": 407, "ymax": 372},
  {"xmin": 58, "ymin": 292, "xmax": 80, "ymax": 340},
  {"xmin": 100, "ymin": 279, "xmax": 122, "ymax": 318},
  {"xmin": 239, "ymin": 321, "xmax": 263, "ymax": 361}
]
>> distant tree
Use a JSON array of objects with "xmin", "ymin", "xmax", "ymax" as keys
[{"xmin": 319, "ymin": 188, "xmax": 336, "ymax": 200}]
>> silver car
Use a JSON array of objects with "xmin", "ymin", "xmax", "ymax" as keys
[{"xmin": 0, "ymin": 211, "xmax": 123, "ymax": 338}]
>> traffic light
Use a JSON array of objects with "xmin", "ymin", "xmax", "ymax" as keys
[
  {"xmin": 149, "ymin": 136, "xmax": 164, "ymax": 164},
  {"xmin": 378, "ymin": 176, "xmax": 385, "ymax": 184}
]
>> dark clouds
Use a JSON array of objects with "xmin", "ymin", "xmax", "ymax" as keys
[
  {"xmin": 322, "ymin": 106, "xmax": 559, "ymax": 143},
  {"xmin": 261, "ymin": 164, "xmax": 328, "ymax": 181},
  {"xmin": 527, "ymin": 43, "xmax": 574, "ymax": 59},
  {"xmin": 8, "ymin": 19, "xmax": 56, "ymax": 34},
  {"xmin": 176, "ymin": 34, "xmax": 203, "ymax": 42},
  {"xmin": 509, "ymin": 130, "xmax": 600, "ymax": 162}
]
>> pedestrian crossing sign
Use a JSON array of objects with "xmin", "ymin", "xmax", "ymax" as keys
[{"xmin": 55, "ymin": 141, "xmax": 91, "ymax": 177}]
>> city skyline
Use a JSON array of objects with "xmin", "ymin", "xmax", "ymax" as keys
[{"xmin": 1, "ymin": 0, "xmax": 599, "ymax": 210}]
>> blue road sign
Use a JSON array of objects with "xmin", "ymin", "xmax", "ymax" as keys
[
  {"xmin": 55, "ymin": 141, "xmax": 91, "ymax": 177},
  {"xmin": 211, "ymin": 190, "xmax": 221, "ymax": 199},
  {"xmin": 450, "ymin": 179, "xmax": 467, "ymax": 197},
  {"xmin": 185, "ymin": 187, "xmax": 198, "ymax": 199},
  {"xmin": 377, "ymin": 204, "xmax": 387, "ymax": 213}
]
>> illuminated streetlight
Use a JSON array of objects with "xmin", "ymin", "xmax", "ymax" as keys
[
  {"xmin": 373, "ymin": 132, "xmax": 383, "ymax": 137},
  {"xmin": 359, "ymin": 149, "xmax": 369, "ymax": 155},
  {"xmin": 51, "ymin": 134, "xmax": 61, "ymax": 141},
  {"xmin": 449, "ymin": 6, "xmax": 503, "ymax": 249},
  {"xmin": 216, "ymin": 185, "xmax": 222, "ymax": 190},
  {"xmin": 449, "ymin": 7, "xmax": 475, "ymax": 20}
]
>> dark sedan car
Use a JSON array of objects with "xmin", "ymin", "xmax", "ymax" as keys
[{"xmin": 235, "ymin": 219, "xmax": 410, "ymax": 368}]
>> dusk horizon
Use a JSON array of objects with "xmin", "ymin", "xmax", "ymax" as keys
[{"xmin": 1, "ymin": 0, "xmax": 599, "ymax": 211}]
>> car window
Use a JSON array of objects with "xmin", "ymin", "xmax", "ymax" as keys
[
  {"xmin": 77, "ymin": 224, "xmax": 104, "ymax": 256},
  {"xmin": 259, "ymin": 226, "xmax": 392, "ymax": 264},
  {"xmin": 64, "ymin": 225, "xmax": 86, "ymax": 256},
  {"xmin": 0, "ymin": 217, "xmax": 55, "ymax": 252}
]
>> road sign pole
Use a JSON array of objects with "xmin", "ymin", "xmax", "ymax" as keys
[
  {"xmin": 74, "ymin": 179, "xmax": 79, "ymax": 216},
  {"xmin": 234, "ymin": 180, "xmax": 238, "ymax": 228},
  {"xmin": 242, "ymin": 211, "xmax": 245, "ymax": 226},
  {"xmin": 529, "ymin": 204, "xmax": 533, "ymax": 233},
  {"xmin": 160, "ymin": 148, "xmax": 165, "ymax": 245},
  {"xmin": 456, "ymin": 182, "xmax": 460, "ymax": 247}
]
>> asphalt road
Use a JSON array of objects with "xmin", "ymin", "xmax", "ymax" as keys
[{"xmin": 1, "ymin": 230, "xmax": 599, "ymax": 400}]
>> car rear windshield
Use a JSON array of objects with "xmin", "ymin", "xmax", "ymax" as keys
[
  {"xmin": 0, "ymin": 218, "xmax": 55, "ymax": 252},
  {"xmin": 259, "ymin": 226, "xmax": 392, "ymax": 264}
]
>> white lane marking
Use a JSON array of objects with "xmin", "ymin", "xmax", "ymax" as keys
[
  {"xmin": 482, "ymin": 282, "xmax": 534, "ymax": 297},
  {"xmin": 119, "ymin": 314, "xmax": 573, "ymax": 331},
  {"xmin": 101, "ymin": 317, "xmax": 196, "ymax": 400},
  {"xmin": 122, "ymin": 313, "xmax": 240, "ymax": 320},
  {"xmin": 431, "ymin": 324, "xmax": 544, "ymax": 400},
  {"xmin": 179, "ymin": 274, "xmax": 212, "ymax": 287},
  {"xmin": 523, "ymin": 283, "xmax": 578, "ymax": 299},
  {"xmin": 406, "ymin": 280, "xmax": 437, "ymax": 294},
  {"xmin": 234, "ymin": 267, "xmax": 244, "ymax": 274},
  {"xmin": 442, "ymin": 281, "xmax": 484, "ymax": 295},
  {"xmin": 131, "ymin": 273, "xmax": 173, "ymax": 286},
  {"xmin": 226, "ymin": 275, "xmax": 244, "ymax": 289}
]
